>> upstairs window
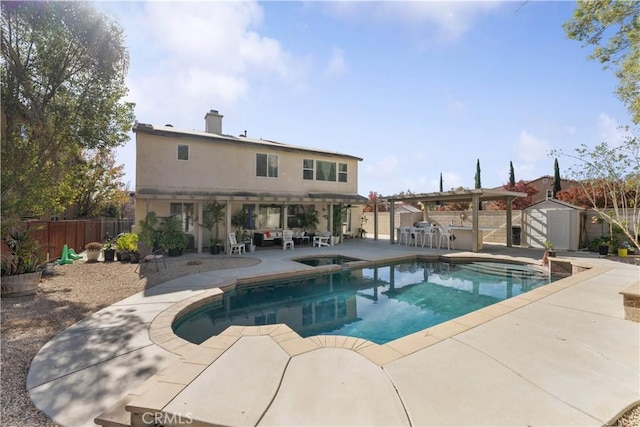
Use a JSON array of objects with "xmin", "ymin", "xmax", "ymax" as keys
[
  {"xmin": 338, "ymin": 163, "xmax": 348, "ymax": 183},
  {"xmin": 177, "ymin": 144, "xmax": 189, "ymax": 161},
  {"xmin": 546, "ymin": 189, "xmax": 554, "ymax": 199},
  {"xmin": 316, "ymin": 160, "xmax": 336, "ymax": 181},
  {"xmin": 303, "ymin": 159, "xmax": 314, "ymax": 180},
  {"xmin": 256, "ymin": 153, "xmax": 278, "ymax": 178}
]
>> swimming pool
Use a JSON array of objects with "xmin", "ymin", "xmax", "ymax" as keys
[{"xmin": 173, "ymin": 260, "xmax": 557, "ymax": 345}]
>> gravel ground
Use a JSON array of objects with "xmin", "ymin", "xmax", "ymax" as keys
[
  {"xmin": 1, "ymin": 254, "xmax": 260, "ymax": 427},
  {"xmin": 1, "ymin": 254, "xmax": 639, "ymax": 427}
]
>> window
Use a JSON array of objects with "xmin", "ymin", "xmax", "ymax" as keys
[
  {"xmin": 258, "ymin": 205, "xmax": 282, "ymax": 229},
  {"xmin": 338, "ymin": 163, "xmax": 347, "ymax": 183},
  {"xmin": 546, "ymin": 189, "xmax": 554, "ymax": 199},
  {"xmin": 303, "ymin": 159, "xmax": 314, "ymax": 180},
  {"xmin": 170, "ymin": 202, "xmax": 194, "ymax": 232},
  {"xmin": 316, "ymin": 160, "xmax": 336, "ymax": 181},
  {"xmin": 256, "ymin": 153, "xmax": 278, "ymax": 177},
  {"xmin": 177, "ymin": 144, "xmax": 189, "ymax": 161}
]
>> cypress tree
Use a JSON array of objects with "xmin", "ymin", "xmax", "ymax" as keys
[
  {"xmin": 439, "ymin": 173, "xmax": 443, "ymax": 192},
  {"xmin": 475, "ymin": 159, "xmax": 482, "ymax": 210},
  {"xmin": 509, "ymin": 161, "xmax": 515, "ymax": 187},
  {"xmin": 553, "ymin": 158, "xmax": 561, "ymax": 197}
]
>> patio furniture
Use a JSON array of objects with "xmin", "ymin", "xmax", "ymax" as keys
[
  {"xmin": 136, "ymin": 242, "xmax": 166, "ymax": 273},
  {"xmin": 229, "ymin": 233, "xmax": 246, "ymax": 255},
  {"xmin": 438, "ymin": 227, "xmax": 455, "ymax": 250},
  {"xmin": 398, "ymin": 226, "xmax": 411, "ymax": 246},
  {"xmin": 282, "ymin": 230, "xmax": 295, "ymax": 250},
  {"xmin": 313, "ymin": 231, "xmax": 331, "ymax": 247}
]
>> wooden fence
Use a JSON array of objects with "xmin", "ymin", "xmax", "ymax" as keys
[{"xmin": 23, "ymin": 219, "xmax": 134, "ymax": 261}]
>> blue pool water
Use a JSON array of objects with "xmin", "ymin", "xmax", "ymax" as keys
[{"xmin": 173, "ymin": 261, "xmax": 557, "ymax": 345}]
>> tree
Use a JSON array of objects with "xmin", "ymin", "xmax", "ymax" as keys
[
  {"xmin": 553, "ymin": 131, "xmax": 640, "ymax": 251},
  {"xmin": 564, "ymin": 1, "xmax": 640, "ymax": 124},
  {"xmin": 553, "ymin": 158, "xmax": 562, "ymax": 197},
  {"xmin": 364, "ymin": 191, "xmax": 386, "ymax": 212},
  {"xmin": 556, "ymin": 181, "xmax": 609, "ymax": 208},
  {"xmin": 509, "ymin": 162, "xmax": 515, "ymax": 187},
  {"xmin": 474, "ymin": 159, "xmax": 482, "ymax": 210},
  {"xmin": 1, "ymin": 1, "xmax": 135, "ymax": 218},
  {"xmin": 439, "ymin": 173, "xmax": 443, "ymax": 192},
  {"xmin": 73, "ymin": 151, "xmax": 129, "ymax": 217},
  {"xmin": 489, "ymin": 181, "xmax": 539, "ymax": 210}
]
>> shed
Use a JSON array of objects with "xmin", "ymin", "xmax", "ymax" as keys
[{"xmin": 523, "ymin": 199, "xmax": 584, "ymax": 251}]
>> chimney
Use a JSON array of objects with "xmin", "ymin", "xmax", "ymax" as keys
[{"xmin": 204, "ymin": 109, "xmax": 223, "ymax": 134}]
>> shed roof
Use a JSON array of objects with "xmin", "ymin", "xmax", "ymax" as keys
[{"xmin": 524, "ymin": 198, "xmax": 585, "ymax": 211}]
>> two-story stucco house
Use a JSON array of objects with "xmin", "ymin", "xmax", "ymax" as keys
[{"xmin": 134, "ymin": 110, "xmax": 366, "ymax": 253}]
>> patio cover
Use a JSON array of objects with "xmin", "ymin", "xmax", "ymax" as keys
[{"xmin": 382, "ymin": 188, "xmax": 528, "ymax": 252}]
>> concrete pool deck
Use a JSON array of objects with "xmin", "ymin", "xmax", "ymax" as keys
[{"xmin": 26, "ymin": 239, "xmax": 640, "ymax": 426}]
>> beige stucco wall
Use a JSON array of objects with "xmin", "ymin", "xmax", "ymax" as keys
[{"xmin": 136, "ymin": 132, "xmax": 359, "ymax": 197}]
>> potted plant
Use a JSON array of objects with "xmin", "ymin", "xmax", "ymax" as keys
[
  {"xmin": 1, "ymin": 221, "xmax": 44, "ymax": 297},
  {"xmin": 231, "ymin": 207, "xmax": 250, "ymax": 242},
  {"xmin": 116, "ymin": 233, "xmax": 138, "ymax": 262},
  {"xmin": 158, "ymin": 215, "xmax": 188, "ymax": 256},
  {"xmin": 544, "ymin": 240, "xmax": 556, "ymax": 257},
  {"xmin": 85, "ymin": 242, "xmax": 103, "ymax": 262},
  {"xmin": 103, "ymin": 236, "xmax": 116, "ymax": 262},
  {"xmin": 201, "ymin": 202, "xmax": 225, "ymax": 255},
  {"xmin": 138, "ymin": 211, "xmax": 160, "ymax": 251},
  {"xmin": 296, "ymin": 208, "xmax": 319, "ymax": 236}
]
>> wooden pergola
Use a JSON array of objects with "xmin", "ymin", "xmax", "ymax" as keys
[{"xmin": 370, "ymin": 188, "xmax": 527, "ymax": 252}]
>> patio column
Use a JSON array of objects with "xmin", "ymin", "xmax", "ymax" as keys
[
  {"xmin": 506, "ymin": 197, "xmax": 513, "ymax": 247},
  {"xmin": 374, "ymin": 201, "xmax": 379, "ymax": 241},
  {"xmin": 225, "ymin": 202, "xmax": 233, "ymax": 255},
  {"xmin": 196, "ymin": 201, "xmax": 203, "ymax": 254},
  {"xmin": 471, "ymin": 194, "xmax": 480, "ymax": 252},
  {"xmin": 389, "ymin": 202, "xmax": 395, "ymax": 244}
]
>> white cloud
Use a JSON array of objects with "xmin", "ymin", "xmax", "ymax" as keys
[
  {"xmin": 515, "ymin": 131, "xmax": 552, "ymax": 163},
  {"xmin": 324, "ymin": 2, "xmax": 503, "ymax": 43},
  {"xmin": 107, "ymin": 1, "xmax": 309, "ymax": 125},
  {"xmin": 324, "ymin": 47, "xmax": 348, "ymax": 78},
  {"xmin": 597, "ymin": 112, "xmax": 629, "ymax": 146}
]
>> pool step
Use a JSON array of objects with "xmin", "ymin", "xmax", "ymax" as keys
[{"xmin": 457, "ymin": 262, "xmax": 547, "ymax": 280}]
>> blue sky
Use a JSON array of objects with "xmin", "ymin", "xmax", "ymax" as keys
[{"xmin": 100, "ymin": 1, "xmax": 632, "ymax": 197}]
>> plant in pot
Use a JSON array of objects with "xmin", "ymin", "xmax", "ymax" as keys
[
  {"xmin": 138, "ymin": 211, "xmax": 160, "ymax": 251},
  {"xmin": 1, "ymin": 221, "xmax": 45, "ymax": 297},
  {"xmin": 231, "ymin": 207, "xmax": 251, "ymax": 248},
  {"xmin": 331, "ymin": 204, "xmax": 351, "ymax": 245},
  {"xmin": 158, "ymin": 215, "xmax": 188, "ymax": 257},
  {"xmin": 116, "ymin": 233, "xmax": 138, "ymax": 262},
  {"xmin": 85, "ymin": 242, "xmax": 103, "ymax": 262},
  {"xmin": 103, "ymin": 236, "xmax": 116, "ymax": 262},
  {"xmin": 296, "ymin": 208, "xmax": 319, "ymax": 236},
  {"xmin": 544, "ymin": 240, "xmax": 556, "ymax": 257},
  {"xmin": 201, "ymin": 202, "xmax": 225, "ymax": 255}
]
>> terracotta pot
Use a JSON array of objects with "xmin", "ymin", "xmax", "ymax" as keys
[{"xmin": 1, "ymin": 271, "xmax": 42, "ymax": 297}]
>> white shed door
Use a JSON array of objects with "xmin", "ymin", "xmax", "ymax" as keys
[{"xmin": 548, "ymin": 210, "xmax": 571, "ymax": 250}]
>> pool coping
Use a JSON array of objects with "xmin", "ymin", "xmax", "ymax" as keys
[{"xmin": 148, "ymin": 254, "xmax": 599, "ymax": 363}]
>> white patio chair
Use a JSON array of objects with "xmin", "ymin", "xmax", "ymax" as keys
[
  {"xmin": 282, "ymin": 229, "xmax": 295, "ymax": 250},
  {"xmin": 421, "ymin": 226, "xmax": 437, "ymax": 249},
  {"xmin": 438, "ymin": 227, "xmax": 455, "ymax": 250},
  {"xmin": 313, "ymin": 231, "xmax": 331, "ymax": 247},
  {"xmin": 229, "ymin": 232, "xmax": 245, "ymax": 255},
  {"xmin": 398, "ymin": 226, "xmax": 411, "ymax": 246}
]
